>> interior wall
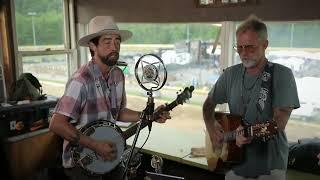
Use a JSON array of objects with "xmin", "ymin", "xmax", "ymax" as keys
[
  {"xmin": 0, "ymin": 0, "xmax": 15, "ymax": 97},
  {"xmin": 76, "ymin": 0, "xmax": 320, "ymax": 24}
]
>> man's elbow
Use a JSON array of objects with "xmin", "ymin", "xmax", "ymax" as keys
[
  {"xmin": 49, "ymin": 113, "xmax": 63, "ymax": 133},
  {"xmin": 202, "ymin": 97, "xmax": 214, "ymax": 111},
  {"xmin": 49, "ymin": 117, "xmax": 56, "ymax": 132}
]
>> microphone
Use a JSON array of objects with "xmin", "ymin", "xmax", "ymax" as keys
[
  {"xmin": 117, "ymin": 61, "xmax": 128, "ymax": 66},
  {"xmin": 134, "ymin": 54, "xmax": 167, "ymax": 92},
  {"xmin": 143, "ymin": 64, "xmax": 158, "ymax": 82}
]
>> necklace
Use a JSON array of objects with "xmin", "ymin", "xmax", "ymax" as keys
[
  {"xmin": 241, "ymin": 69, "xmax": 260, "ymax": 117},
  {"xmin": 242, "ymin": 70, "xmax": 259, "ymax": 90}
]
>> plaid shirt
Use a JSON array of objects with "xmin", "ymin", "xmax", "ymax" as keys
[{"xmin": 53, "ymin": 60, "xmax": 127, "ymax": 168}]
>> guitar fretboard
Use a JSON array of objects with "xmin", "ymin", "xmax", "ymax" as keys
[{"xmin": 223, "ymin": 127, "xmax": 252, "ymax": 142}]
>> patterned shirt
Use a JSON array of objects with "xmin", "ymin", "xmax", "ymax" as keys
[{"xmin": 53, "ymin": 60, "xmax": 126, "ymax": 168}]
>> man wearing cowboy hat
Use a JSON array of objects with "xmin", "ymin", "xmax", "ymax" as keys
[{"xmin": 49, "ymin": 16, "xmax": 171, "ymax": 180}]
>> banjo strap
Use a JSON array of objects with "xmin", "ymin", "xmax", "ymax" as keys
[{"xmin": 89, "ymin": 60, "xmax": 119, "ymax": 121}]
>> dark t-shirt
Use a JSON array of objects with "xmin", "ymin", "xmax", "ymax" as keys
[{"xmin": 209, "ymin": 62, "xmax": 300, "ymax": 178}]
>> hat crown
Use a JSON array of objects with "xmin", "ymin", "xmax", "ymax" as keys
[
  {"xmin": 78, "ymin": 16, "xmax": 132, "ymax": 46},
  {"xmin": 88, "ymin": 16, "xmax": 119, "ymax": 35}
]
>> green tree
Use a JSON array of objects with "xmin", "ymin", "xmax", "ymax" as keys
[
  {"xmin": 119, "ymin": 23, "xmax": 220, "ymax": 44},
  {"xmin": 13, "ymin": 0, "xmax": 320, "ymax": 48},
  {"xmin": 15, "ymin": 0, "xmax": 64, "ymax": 46}
]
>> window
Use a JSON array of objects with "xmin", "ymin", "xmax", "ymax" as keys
[
  {"xmin": 15, "ymin": 0, "xmax": 65, "ymax": 50},
  {"xmin": 117, "ymin": 23, "xmax": 222, "ymax": 133},
  {"xmin": 13, "ymin": 0, "xmax": 318, "ymax": 144},
  {"xmin": 22, "ymin": 54, "xmax": 69, "ymax": 97},
  {"xmin": 13, "ymin": 0, "xmax": 75, "ymax": 97}
]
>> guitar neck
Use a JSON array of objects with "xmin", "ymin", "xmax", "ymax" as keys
[
  {"xmin": 123, "ymin": 100, "xmax": 179, "ymax": 140},
  {"xmin": 223, "ymin": 127, "xmax": 251, "ymax": 142}
]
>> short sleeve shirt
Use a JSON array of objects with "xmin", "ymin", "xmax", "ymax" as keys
[
  {"xmin": 53, "ymin": 60, "xmax": 127, "ymax": 168},
  {"xmin": 209, "ymin": 62, "xmax": 300, "ymax": 178}
]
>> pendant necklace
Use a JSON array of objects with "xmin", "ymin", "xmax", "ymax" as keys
[{"xmin": 241, "ymin": 68, "xmax": 260, "ymax": 116}]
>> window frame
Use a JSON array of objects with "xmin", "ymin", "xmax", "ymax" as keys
[{"xmin": 10, "ymin": 0, "xmax": 78, "ymax": 79}]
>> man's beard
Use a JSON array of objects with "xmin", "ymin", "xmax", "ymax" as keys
[
  {"xmin": 101, "ymin": 52, "xmax": 119, "ymax": 66},
  {"xmin": 242, "ymin": 58, "xmax": 257, "ymax": 68}
]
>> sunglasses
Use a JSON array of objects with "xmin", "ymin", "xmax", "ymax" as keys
[{"xmin": 233, "ymin": 44, "xmax": 259, "ymax": 53}]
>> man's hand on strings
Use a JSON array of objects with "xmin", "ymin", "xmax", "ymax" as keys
[{"xmin": 93, "ymin": 140, "xmax": 117, "ymax": 161}]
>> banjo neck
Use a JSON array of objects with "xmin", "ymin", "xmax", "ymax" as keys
[
  {"xmin": 122, "ymin": 99, "xmax": 179, "ymax": 140},
  {"xmin": 123, "ymin": 85, "xmax": 194, "ymax": 139}
]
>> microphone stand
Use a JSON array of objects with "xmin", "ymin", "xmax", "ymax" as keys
[
  {"xmin": 122, "ymin": 91, "xmax": 154, "ymax": 179},
  {"xmin": 145, "ymin": 91, "xmax": 155, "ymax": 132}
]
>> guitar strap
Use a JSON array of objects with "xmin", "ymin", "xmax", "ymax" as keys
[
  {"xmin": 256, "ymin": 61, "xmax": 274, "ymax": 113},
  {"xmin": 109, "ymin": 72, "xmax": 119, "ymax": 120}
]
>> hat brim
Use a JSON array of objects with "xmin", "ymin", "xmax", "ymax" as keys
[{"xmin": 78, "ymin": 29, "xmax": 132, "ymax": 47}]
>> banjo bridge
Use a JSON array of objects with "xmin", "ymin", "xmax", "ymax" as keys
[{"xmin": 78, "ymin": 154, "xmax": 93, "ymax": 167}]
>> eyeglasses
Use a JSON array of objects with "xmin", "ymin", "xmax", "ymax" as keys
[{"xmin": 233, "ymin": 44, "xmax": 258, "ymax": 53}]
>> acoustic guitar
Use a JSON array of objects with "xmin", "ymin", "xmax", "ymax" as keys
[{"xmin": 205, "ymin": 112, "xmax": 278, "ymax": 171}]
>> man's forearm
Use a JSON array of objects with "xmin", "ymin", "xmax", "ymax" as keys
[
  {"xmin": 49, "ymin": 113, "xmax": 95, "ymax": 149},
  {"xmin": 118, "ymin": 108, "xmax": 141, "ymax": 122},
  {"xmin": 203, "ymin": 97, "xmax": 217, "ymax": 132},
  {"xmin": 273, "ymin": 107, "xmax": 293, "ymax": 130}
]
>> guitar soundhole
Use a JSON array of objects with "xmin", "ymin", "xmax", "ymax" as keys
[{"xmin": 85, "ymin": 127, "xmax": 96, "ymax": 136}]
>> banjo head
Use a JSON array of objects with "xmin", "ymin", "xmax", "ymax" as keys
[{"xmin": 72, "ymin": 121, "xmax": 126, "ymax": 175}]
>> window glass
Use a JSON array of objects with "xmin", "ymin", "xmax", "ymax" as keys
[
  {"xmin": 14, "ymin": 0, "xmax": 69, "ymax": 98},
  {"xmin": 22, "ymin": 54, "xmax": 68, "ymax": 97},
  {"xmin": 118, "ymin": 23, "xmax": 221, "ymax": 132},
  {"xmin": 14, "ymin": 0, "xmax": 65, "ymax": 51}
]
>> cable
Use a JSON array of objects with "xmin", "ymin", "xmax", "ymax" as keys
[{"xmin": 136, "ymin": 129, "xmax": 151, "ymax": 154}]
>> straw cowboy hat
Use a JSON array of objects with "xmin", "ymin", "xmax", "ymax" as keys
[{"xmin": 78, "ymin": 16, "xmax": 132, "ymax": 47}]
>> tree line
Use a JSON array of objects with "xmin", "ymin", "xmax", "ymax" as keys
[{"xmin": 14, "ymin": 0, "xmax": 320, "ymax": 48}]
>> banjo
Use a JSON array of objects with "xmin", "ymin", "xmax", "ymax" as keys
[{"xmin": 71, "ymin": 86, "xmax": 194, "ymax": 176}]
